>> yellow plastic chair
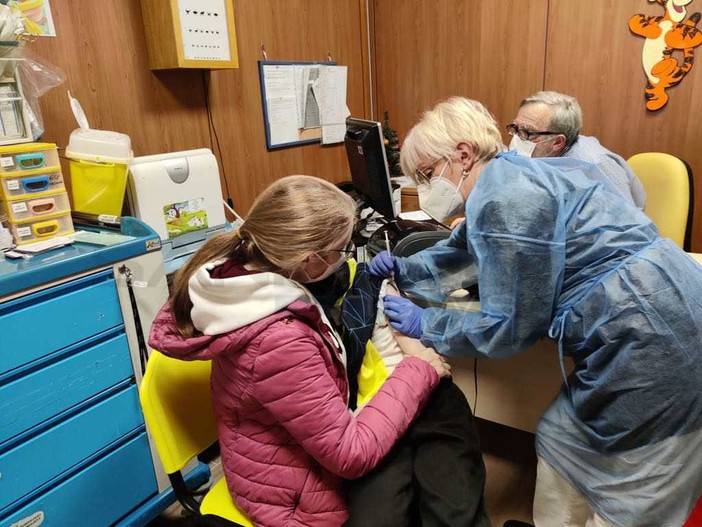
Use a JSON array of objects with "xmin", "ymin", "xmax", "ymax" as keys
[
  {"xmin": 627, "ymin": 152, "xmax": 694, "ymax": 250},
  {"xmin": 139, "ymin": 351, "xmax": 254, "ymax": 527}
]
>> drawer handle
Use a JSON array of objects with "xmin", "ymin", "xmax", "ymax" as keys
[
  {"xmin": 32, "ymin": 219, "xmax": 59, "ymax": 237},
  {"xmin": 21, "ymin": 175, "xmax": 50, "ymax": 193},
  {"xmin": 16, "ymin": 152, "xmax": 46, "ymax": 169},
  {"xmin": 28, "ymin": 197, "xmax": 57, "ymax": 214}
]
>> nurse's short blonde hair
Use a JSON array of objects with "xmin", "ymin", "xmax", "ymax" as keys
[{"xmin": 400, "ymin": 96, "xmax": 504, "ymax": 183}]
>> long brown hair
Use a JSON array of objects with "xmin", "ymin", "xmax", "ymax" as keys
[{"xmin": 170, "ymin": 175, "xmax": 357, "ymax": 337}]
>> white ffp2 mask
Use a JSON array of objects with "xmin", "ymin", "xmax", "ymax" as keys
[
  {"xmin": 418, "ymin": 159, "xmax": 467, "ymax": 222},
  {"xmin": 509, "ymin": 135, "xmax": 537, "ymax": 157}
]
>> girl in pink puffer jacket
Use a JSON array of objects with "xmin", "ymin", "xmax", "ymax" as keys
[{"xmin": 149, "ymin": 176, "xmax": 449, "ymax": 527}]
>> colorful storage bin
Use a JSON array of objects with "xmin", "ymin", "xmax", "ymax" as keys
[
  {"xmin": 0, "ymin": 168, "xmax": 65, "ymax": 200},
  {"xmin": 0, "ymin": 143, "xmax": 73, "ymax": 247},
  {"xmin": 8, "ymin": 212, "xmax": 74, "ymax": 246},
  {"xmin": 0, "ymin": 191, "xmax": 71, "ymax": 222},
  {"xmin": 0, "ymin": 143, "xmax": 60, "ymax": 174}
]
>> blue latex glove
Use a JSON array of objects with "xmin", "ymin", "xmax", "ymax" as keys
[
  {"xmin": 369, "ymin": 251, "xmax": 398, "ymax": 278},
  {"xmin": 383, "ymin": 294, "xmax": 425, "ymax": 338}
]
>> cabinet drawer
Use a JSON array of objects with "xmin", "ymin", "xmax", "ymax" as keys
[
  {"xmin": 8, "ymin": 212, "xmax": 74, "ymax": 246},
  {"xmin": 0, "ymin": 386, "xmax": 144, "ymax": 511},
  {"xmin": 0, "ymin": 433, "xmax": 157, "ymax": 527},
  {"xmin": 0, "ymin": 145, "xmax": 60, "ymax": 174},
  {"xmin": 1, "ymin": 191, "xmax": 71, "ymax": 222},
  {"xmin": 0, "ymin": 170, "xmax": 65, "ymax": 200},
  {"xmin": 0, "ymin": 333, "xmax": 133, "ymax": 446},
  {"xmin": 0, "ymin": 271, "xmax": 124, "ymax": 377}
]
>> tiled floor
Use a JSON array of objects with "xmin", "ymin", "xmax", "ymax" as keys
[{"xmin": 148, "ymin": 419, "xmax": 537, "ymax": 526}]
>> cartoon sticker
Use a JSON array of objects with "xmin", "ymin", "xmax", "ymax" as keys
[
  {"xmin": 163, "ymin": 198, "xmax": 209, "ymax": 238},
  {"xmin": 629, "ymin": 0, "xmax": 702, "ymax": 111}
]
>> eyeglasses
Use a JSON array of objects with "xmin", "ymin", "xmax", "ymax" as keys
[
  {"xmin": 414, "ymin": 156, "xmax": 450, "ymax": 184},
  {"xmin": 506, "ymin": 123, "xmax": 557, "ymax": 141},
  {"xmin": 326, "ymin": 240, "xmax": 356, "ymax": 258}
]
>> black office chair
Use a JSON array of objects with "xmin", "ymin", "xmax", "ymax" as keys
[
  {"xmin": 392, "ymin": 230, "xmax": 479, "ymax": 300},
  {"xmin": 392, "ymin": 230, "xmax": 451, "ymax": 257}
]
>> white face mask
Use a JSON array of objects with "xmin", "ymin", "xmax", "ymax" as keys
[
  {"xmin": 418, "ymin": 158, "xmax": 468, "ymax": 222},
  {"xmin": 509, "ymin": 135, "xmax": 537, "ymax": 157},
  {"xmin": 301, "ymin": 252, "xmax": 347, "ymax": 283}
]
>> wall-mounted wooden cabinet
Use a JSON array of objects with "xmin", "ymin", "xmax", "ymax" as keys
[{"xmin": 140, "ymin": 0, "xmax": 239, "ymax": 70}]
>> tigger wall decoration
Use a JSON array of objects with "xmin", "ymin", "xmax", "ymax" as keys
[{"xmin": 629, "ymin": 0, "xmax": 702, "ymax": 111}]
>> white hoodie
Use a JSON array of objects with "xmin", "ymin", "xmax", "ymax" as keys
[{"xmin": 188, "ymin": 260, "xmax": 346, "ymax": 363}]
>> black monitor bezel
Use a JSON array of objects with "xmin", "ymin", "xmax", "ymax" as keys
[{"xmin": 344, "ymin": 117, "xmax": 397, "ymax": 219}]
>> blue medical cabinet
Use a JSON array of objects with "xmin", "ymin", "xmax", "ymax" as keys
[{"xmin": 0, "ymin": 218, "xmax": 207, "ymax": 527}]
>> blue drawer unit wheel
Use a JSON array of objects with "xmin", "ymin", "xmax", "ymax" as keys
[
  {"xmin": 0, "ymin": 270, "xmax": 124, "ymax": 377},
  {"xmin": 0, "ymin": 386, "xmax": 144, "ymax": 512},
  {"xmin": 0, "ymin": 433, "xmax": 157, "ymax": 527}
]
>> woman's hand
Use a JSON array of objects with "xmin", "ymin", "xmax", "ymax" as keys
[
  {"xmin": 383, "ymin": 295, "xmax": 424, "ymax": 338},
  {"xmin": 383, "ymin": 283, "xmax": 449, "ymax": 378},
  {"xmin": 391, "ymin": 319, "xmax": 450, "ymax": 378},
  {"xmin": 401, "ymin": 343, "xmax": 451, "ymax": 378},
  {"xmin": 369, "ymin": 251, "xmax": 399, "ymax": 278}
]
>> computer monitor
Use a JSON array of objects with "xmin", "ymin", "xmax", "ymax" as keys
[{"xmin": 344, "ymin": 117, "xmax": 397, "ymax": 219}]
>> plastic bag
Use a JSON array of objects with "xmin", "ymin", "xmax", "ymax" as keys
[
  {"xmin": 17, "ymin": 50, "xmax": 66, "ymax": 140},
  {"xmin": 0, "ymin": 3, "xmax": 65, "ymax": 141}
]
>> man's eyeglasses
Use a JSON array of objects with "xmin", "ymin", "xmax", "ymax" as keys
[
  {"xmin": 506, "ymin": 123, "xmax": 557, "ymax": 141},
  {"xmin": 327, "ymin": 241, "xmax": 356, "ymax": 258}
]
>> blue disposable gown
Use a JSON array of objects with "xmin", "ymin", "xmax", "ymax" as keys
[{"xmin": 396, "ymin": 151, "xmax": 702, "ymax": 526}]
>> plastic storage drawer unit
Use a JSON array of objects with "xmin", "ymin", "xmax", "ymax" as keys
[
  {"xmin": 0, "ymin": 143, "xmax": 60, "ymax": 175},
  {"xmin": 8, "ymin": 212, "xmax": 74, "ymax": 245},
  {"xmin": 0, "ymin": 191, "xmax": 71, "ymax": 222},
  {"xmin": 0, "ymin": 169, "xmax": 65, "ymax": 200}
]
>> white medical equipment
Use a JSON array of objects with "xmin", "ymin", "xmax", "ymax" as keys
[{"xmin": 127, "ymin": 148, "xmax": 229, "ymax": 276}]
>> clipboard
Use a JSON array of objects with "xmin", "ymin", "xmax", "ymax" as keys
[{"xmin": 258, "ymin": 60, "xmax": 339, "ymax": 150}]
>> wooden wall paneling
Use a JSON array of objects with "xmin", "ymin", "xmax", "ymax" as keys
[
  {"xmin": 206, "ymin": 0, "xmax": 367, "ymax": 214},
  {"xmin": 544, "ymin": 0, "xmax": 702, "ymax": 251},
  {"xmin": 29, "ymin": 0, "xmax": 368, "ymax": 218},
  {"xmin": 360, "ymin": 0, "xmax": 374, "ymax": 119},
  {"xmin": 31, "ymin": 0, "xmax": 211, "ymax": 158},
  {"xmin": 372, "ymin": 0, "xmax": 549, "ymax": 140}
]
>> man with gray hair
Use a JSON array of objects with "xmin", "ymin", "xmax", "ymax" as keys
[{"xmin": 508, "ymin": 91, "xmax": 646, "ymax": 209}]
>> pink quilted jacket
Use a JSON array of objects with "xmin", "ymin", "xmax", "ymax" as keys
[{"xmin": 149, "ymin": 265, "xmax": 438, "ymax": 526}]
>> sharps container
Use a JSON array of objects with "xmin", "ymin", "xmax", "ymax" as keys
[{"xmin": 65, "ymin": 92, "xmax": 133, "ymax": 215}]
